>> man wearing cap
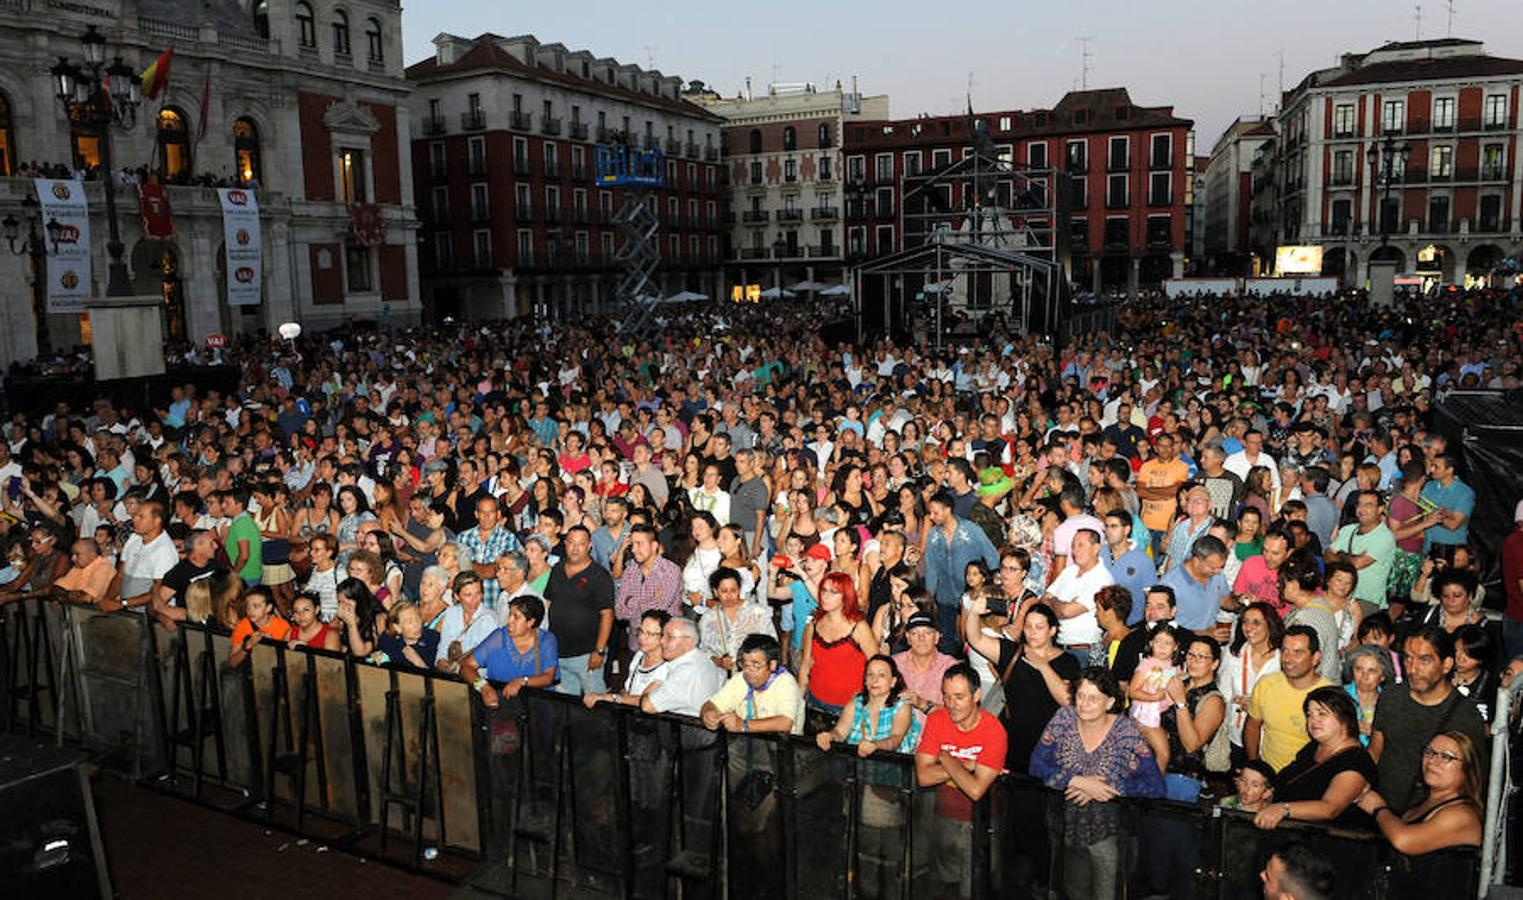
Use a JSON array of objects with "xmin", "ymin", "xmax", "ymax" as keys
[
  {"xmin": 893, "ymin": 611, "xmax": 957, "ymax": 720},
  {"xmin": 968, "ymin": 467, "xmax": 1014, "ymax": 549},
  {"xmin": 923, "ymin": 492, "xmax": 1000, "ymax": 654},
  {"xmin": 1502, "ymin": 499, "xmax": 1523, "ymax": 660}
]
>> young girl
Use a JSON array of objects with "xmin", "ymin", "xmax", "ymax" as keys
[{"xmin": 1128, "ymin": 622, "xmax": 1182, "ymax": 773}]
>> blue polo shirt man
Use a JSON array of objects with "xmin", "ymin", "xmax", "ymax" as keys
[{"xmin": 1159, "ymin": 535, "xmax": 1232, "ymax": 633}]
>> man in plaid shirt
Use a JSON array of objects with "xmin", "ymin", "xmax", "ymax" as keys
[
  {"xmin": 457, "ymin": 496, "xmax": 520, "ymax": 609},
  {"xmin": 614, "ymin": 524, "xmax": 682, "ymax": 649}
]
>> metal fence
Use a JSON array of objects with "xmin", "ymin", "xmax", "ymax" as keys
[{"xmin": 0, "ymin": 598, "xmax": 1489, "ymax": 899}]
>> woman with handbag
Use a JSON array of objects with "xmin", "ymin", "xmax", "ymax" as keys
[
  {"xmin": 253, "ymin": 482, "xmax": 297, "ymax": 614},
  {"xmin": 1158, "ymin": 635, "xmax": 1229, "ymax": 801}
]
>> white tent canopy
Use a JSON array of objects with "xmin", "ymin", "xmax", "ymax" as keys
[
  {"xmin": 662, "ymin": 290, "xmax": 709, "ymax": 304},
  {"xmin": 818, "ymin": 283, "xmax": 852, "ymax": 296},
  {"xmin": 758, "ymin": 287, "xmax": 796, "ymax": 299}
]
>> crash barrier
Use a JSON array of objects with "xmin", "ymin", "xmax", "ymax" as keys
[
  {"xmin": 1057, "ymin": 301, "xmax": 1118, "ymax": 345},
  {"xmin": 0, "ymin": 598, "xmax": 1489, "ymax": 898}
]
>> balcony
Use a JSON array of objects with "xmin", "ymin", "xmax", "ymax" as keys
[
  {"xmin": 1432, "ymin": 122, "xmax": 1455, "ymax": 133},
  {"xmin": 426, "ymin": 163, "xmax": 449, "ymax": 182},
  {"xmin": 819, "ymin": 134, "xmax": 835, "ymax": 149},
  {"xmin": 570, "ymin": 164, "xmax": 588, "ymax": 181},
  {"xmin": 1481, "ymin": 166, "xmax": 1507, "ymax": 181},
  {"xmin": 467, "ymin": 157, "xmax": 488, "ymax": 177},
  {"xmin": 513, "ymin": 156, "xmax": 532, "ymax": 176},
  {"xmin": 569, "ymin": 122, "xmax": 589, "ymax": 141},
  {"xmin": 847, "ymin": 201, "xmax": 874, "ymax": 220},
  {"xmin": 545, "ymin": 162, "xmax": 562, "ymax": 179},
  {"xmin": 775, "ymin": 245, "xmax": 802, "ymax": 259},
  {"xmin": 705, "ymin": 147, "xmax": 719, "ymax": 162},
  {"xmin": 542, "ymin": 117, "xmax": 562, "ymax": 137},
  {"xmin": 811, "ymin": 207, "xmax": 839, "ymax": 220},
  {"xmin": 666, "ymin": 139, "xmax": 682, "ymax": 155},
  {"xmin": 784, "ymin": 173, "xmax": 798, "ymax": 183},
  {"xmin": 807, "ymin": 245, "xmax": 838, "ymax": 258},
  {"xmin": 509, "ymin": 111, "xmax": 532, "ymax": 131},
  {"xmin": 1329, "ymin": 173, "xmax": 1355, "ymax": 187},
  {"xmin": 685, "ymin": 142, "xmax": 700, "ymax": 158},
  {"xmin": 777, "ymin": 209, "xmax": 803, "ymax": 222},
  {"xmin": 514, "ymin": 204, "xmax": 534, "ymax": 221},
  {"xmin": 817, "ymin": 168, "xmax": 834, "ymax": 182},
  {"xmin": 570, "ymin": 207, "xmax": 591, "ymax": 225},
  {"xmin": 543, "ymin": 207, "xmax": 563, "ymax": 225},
  {"xmin": 461, "ymin": 110, "xmax": 486, "ymax": 131},
  {"xmin": 1485, "ymin": 119, "xmax": 1508, "ymax": 131},
  {"xmin": 422, "ymin": 117, "xmax": 447, "ymax": 136},
  {"xmin": 740, "ymin": 247, "xmax": 769, "ymax": 260},
  {"xmin": 470, "ymin": 204, "xmax": 491, "ymax": 224},
  {"xmin": 1148, "ymin": 192, "xmax": 1171, "ymax": 207},
  {"xmin": 1331, "ymin": 129, "xmax": 1356, "ymax": 140},
  {"xmin": 742, "ymin": 210, "xmax": 770, "ymax": 223}
]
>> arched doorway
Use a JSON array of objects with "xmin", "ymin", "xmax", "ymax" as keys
[
  {"xmin": 1466, "ymin": 244, "xmax": 1504, "ymax": 285},
  {"xmin": 157, "ymin": 107, "xmax": 191, "ymax": 182},
  {"xmin": 1322, "ymin": 247, "xmax": 1353, "ymax": 285},
  {"xmin": 233, "ymin": 118, "xmax": 262, "ymax": 186},
  {"xmin": 1415, "ymin": 244, "xmax": 1453, "ymax": 288},
  {"xmin": 1369, "ymin": 245, "xmax": 1405, "ymax": 271},
  {"xmin": 131, "ymin": 239, "xmax": 186, "ymax": 343}
]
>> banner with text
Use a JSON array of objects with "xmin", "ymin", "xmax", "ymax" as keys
[
  {"xmin": 35, "ymin": 178, "xmax": 92, "ymax": 313},
  {"xmin": 217, "ymin": 187, "xmax": 261, "ymax": 306}
]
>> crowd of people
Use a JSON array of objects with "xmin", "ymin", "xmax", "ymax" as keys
[{"xmin": 1, "ymin": 285, "xmax": 1521, "ymax": 898}]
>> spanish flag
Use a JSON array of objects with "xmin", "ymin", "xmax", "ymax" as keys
[{"xmin": 140, "ymin": 46, "xmax": 174, "ymax": 100}]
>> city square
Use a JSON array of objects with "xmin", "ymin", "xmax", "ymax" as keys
[{"xmin": 0, "ymin": 2, "xmax": 1522, "ymax": 899}]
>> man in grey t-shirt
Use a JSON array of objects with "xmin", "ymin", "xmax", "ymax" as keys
[{"xmin": 729, "ymin": 449, "xmax": 770, "ymax": 557}]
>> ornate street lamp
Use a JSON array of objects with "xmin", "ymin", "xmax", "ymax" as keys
[
  {"xmin": 51, "ymin": 24, "xmax": 142, "ymax": 297},
  {"xmin": 2, "ymin": 195, "xmax": 63, "ymax": 355},
  {"xmin": 1367, "ymin": 134, "xmax": 1412, "ymax": 248}
]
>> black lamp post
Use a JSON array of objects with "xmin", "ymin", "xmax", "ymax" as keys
[
  {"xmin": 772, "ymin": 235, "xmax": 786, "ymax": 292},
  {"xmin": 1367, "ymin": 133, "xmax": 1412, "ymax": 248},
  {"xmin": 2, "ymin": 196, "xmax": 63, "ymax": 356},
  {"xmin": 50, "ymin": 24, "xmax": 141, "ymax": 297}
]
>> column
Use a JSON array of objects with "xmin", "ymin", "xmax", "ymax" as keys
[
  {"xmin": 1091, "ymin": 259, "xmax": 1102, "ymax": 297},
  {"xmin": 263, "ymin": 218, "xmax": 296, "ymax": 332},
  {"xmin": 1128, "ymin": 257, "xmax": 1140, "ymax": 299},
  {"xmin": 1170, "ymin": 251, "xmax": 1185, "ymax": 279}
]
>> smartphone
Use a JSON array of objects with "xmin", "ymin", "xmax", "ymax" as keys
[{"xmin": 984, "ymin": 597, "xmax": 1011, "ymax": 617}]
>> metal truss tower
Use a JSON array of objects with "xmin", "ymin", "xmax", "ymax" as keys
[{"xmin": 595, "ymin": 144, "xmax": 667, "ymax": 335}]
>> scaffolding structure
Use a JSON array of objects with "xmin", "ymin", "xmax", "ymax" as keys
[
  {"xmin": 595, "ymin": 144, "xmax": 666, "ymax": 335},
  {"xmin": 850, "ymin": 119, "xmax": 1074, "ymax": 347}
]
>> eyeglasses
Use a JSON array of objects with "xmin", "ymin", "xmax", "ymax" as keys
[
  {"xmin": 637, "ymin": 628, "xmax": 663, "ymax": 638},
  {"xmin": 1422, "ymin": 746, "xmax": 1462, "ymax": 765},
  {"xmin": 1184, "ymin": 652, "xmax": 1214, "ymax": 662}
]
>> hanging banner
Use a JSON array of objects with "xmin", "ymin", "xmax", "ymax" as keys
[
  {"xmin": 34, "ymin": 178, "xmax": 92, "ymax": 314},
  {"xmin": 350, "ymin": 203, "xmax": 386, "ymax": 247},
  {"xmin": 139, "ymin": 183, "xmax": 175, "ymax": 239},
  {"xmin": 217, "ymin": 187, "xmax": 261, "ymax": 306}
]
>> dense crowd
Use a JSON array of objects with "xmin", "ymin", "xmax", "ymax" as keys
[{"xmin": 1, "ymin": 286, "xmax": 1521, "ymax": 898}]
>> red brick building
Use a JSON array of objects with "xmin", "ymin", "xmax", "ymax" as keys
[
  {"xmin": 843, "ymin": 88, "xmax": 1194, "ymax": 293},
  {"xmin": 406, "ymin": 33, "xmax": 726, "ymax": 321}
]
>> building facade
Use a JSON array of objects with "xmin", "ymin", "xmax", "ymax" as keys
[
  {"xmin": 0, "ymin": 0, "xmax": 420, "ymax": 366},
  {"xmin": 406, "ymin": 33, "xmax": 726, "ymax": 322},
  {"xmin": 1272, "ymin": 38, "xmax": 1523, "ymax": 286},
  {"xmin": 843, "ymin": 88, "xmax": 1195, "ymax": 295},
  {"xmin": 696, "ymin": 83, "xmax": 889, "ymax": 297},
  {"xmin": 1201, "ymin": 115, "xmax": 1275, "ymax": 274}
]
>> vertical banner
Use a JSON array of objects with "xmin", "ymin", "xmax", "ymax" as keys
[
  {"xmin": 218, "ymin": 187, "xmax": 261, "ymax": 306},
  {"xmin": 34, "ymin": 179, "xmax": 92, "ymax": 313}
]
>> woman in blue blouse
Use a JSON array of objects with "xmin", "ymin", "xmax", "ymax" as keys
[
  {"xmin": 461, "ymin": 595, "xmax": 559, "ymax": 708},
  {"xmin": 1030, "ymin": 666, "xmax": 1165, "ymax": 900}
]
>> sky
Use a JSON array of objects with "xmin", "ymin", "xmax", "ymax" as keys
[{"xmin": 402, "ymin": 0, "xmax": 1523, "ymax": 150}]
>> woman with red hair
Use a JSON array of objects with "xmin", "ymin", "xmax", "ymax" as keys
[{"xmin": 798, "ymin": 571, "xmax": 880, "ymax": 735}]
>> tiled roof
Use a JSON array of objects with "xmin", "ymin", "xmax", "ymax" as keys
[
  {"xmin": 1318, "ymin": 54, "xmax": 1523, "ymax": 87},
  {"xmin": 405, "ymin": 34, "xmax": 723, "ymax": 123}
]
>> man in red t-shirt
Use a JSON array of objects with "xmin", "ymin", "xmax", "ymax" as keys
[{"xmin": 915, "ymin": 663, "xmax": 1007, "ymax": 894}]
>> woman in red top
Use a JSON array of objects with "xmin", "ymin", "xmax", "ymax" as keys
[
  {"xmin": 799, "ymin": 571, "xmax": 879, "ymax": 736},
  {"xmin": 286, "ymin": 591, "xmax": 341, "ymax": 652}
]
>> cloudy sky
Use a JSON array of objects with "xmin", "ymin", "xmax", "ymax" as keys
[{"xmin": 403, "ymin": 0, "xmax": 1523, "ymax": 148}]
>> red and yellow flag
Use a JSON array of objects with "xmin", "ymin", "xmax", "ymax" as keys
[{"xmin": 140, "ymin": 46, "xmax": 174, "ymax": 100}]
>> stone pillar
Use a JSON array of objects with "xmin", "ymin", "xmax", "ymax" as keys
[
  {"xmin": 1170, "ymin": 251, "xmax": 1185, "ymax": 279},
  {"xmin": 1128, "ymin": 256, "xmax": 1140, "ymax": 299},
  {"xmin": 263, "ymin": 219, "xmax": 297, "ymax": 332},
  {"xmin": 185, "ymin": 231, "xmax": 223, "ymax": 340},
  {"xmin": 499, "ymin": 272, "xmax": 517, "ymax": 319},
  {"xmin": 1091, "ymin": 259, "xmax": 1102, "ymax": 297}
]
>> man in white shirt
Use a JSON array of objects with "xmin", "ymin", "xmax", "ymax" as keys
[
  {"xmin": 1042, "ymin": 528, "xmax": 1115, "ymax": 665},
  {"xmin": 641, "ymin": 617, "xmax": 725, "ymax": 717},
  {"xmin": 109, "ymin": 500, "xmax": 179, "ymax": 613},
  {"xmin": 1223, "ymin": 429, "xmax": 1282, "ymax": 495}
]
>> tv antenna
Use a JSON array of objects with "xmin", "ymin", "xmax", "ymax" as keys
[
  {"xmin": 642, "ymin": 45, "xmax": 659, "ymax": 68},
  {"xmin": 1445, "ymin": 0, "xmax": 1456, "ymax": 35},
  {"xmin": 1414, "ymin": 3, "xmax": 1423, "ymax": 39},
  {"xmin": 1075, "ymin": 36, "xmax": 1094, "ymax": 90}
]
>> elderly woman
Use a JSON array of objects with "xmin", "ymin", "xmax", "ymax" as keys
[
  {"xmin": 463, "ymin": 595, "xmax": 559, "ymax": 708},
  {"xmin": 374, "ymin": 600, "xmax": 440, "ymax": 672},
  {"xmin": 1254, "ymin": 686, "xmax": 1376, "ymax": 831},
  {"xmin": 417, "ymin": 564, "xmax": 454, "ymax": 626},
  {"xmin": 699, "ymin": 567, "xmax": 776, "ymax": 672},
  {"xmin": 1029, "ymin": 666, "xmax": 1165, "ymax": 900},
  {"xmin": 433, "ymin": 571, "xmax": 497, "ymax": 674},
  {"xmin": 435, "ymin": 541, "xmax": 465, "ymax": 584},
  {"xmin": 1344, "ymin": 643, "xmax": 1395, "ymax": 746}
]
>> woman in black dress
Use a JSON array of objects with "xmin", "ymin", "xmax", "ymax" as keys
[
  {"xmin": 962, "ymin": 597, "xmax": 1078, "ymax": 772},
  {"xmin": 1254, "ymin": 686, "xmax": 1377, "ymax": 831}
]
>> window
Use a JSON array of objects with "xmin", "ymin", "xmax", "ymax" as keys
[
  {"xmin": 345, "ymin": 244, "xmax": 372, "ymax": 292},
  {"xmin": 331, "ymin": 10, "xmax": 350, "ymax": 55},
  {"xmin": 748, "ymin": 129, "xmax": 762, "ymax": 154},
  {"xmin": 784, "ymin": 158, "xmax": 797, "ymax": 182},
  {"xmin": 875, "ymin": 187, "xmax": 893, "ymax": 216},
  {"xmin": 516, "ymin": 229, "xmax": 534, "ymax": 264},
  {"xmin": 430, "ymin": 185, "xmax": 448, "ymax": 221},
  {"xmin": 1148, "ymin": 172, "xmax": 1170, "ymax": 205},
  {"xmin": 1433, "ymin": 97, "xmax": 1455, "ymax": 130},
  {"xmin": 931, "ymin": 148, "xmax": 951, "ymax": 170},
  {"xmin": 1333, "ymin": 104, "xmax": 1355, "ymax": 138},
  {"xmin": 1331, "ymin": 150, "xmax": 1353, "ymax": 184},
  {"xmin": 903, "ymin": 150, "xmax": 922, "ymax": 176},
  {"xmin": 467, "ymin": 135, "xmax": 485, "ymax": 174},
  {"xmin": 1108, "ymin": 136, "xmax": 1129, "ymax": 170},
  {"xmin": 295, "ymin": 1, "xmax": 315, "ymax": 47},
  {"xmin": 749, "ymin": 161, "xmax": 762, "ymax": 184},
  {"xmin": 471, "ymin": 182, "xmax": 489, "ymax": 220},
  {"xmin": 1430, "ymin": 145, "xmax": 1453, "ymax": 178},
  {"xmin": 1069, "ymin": 217, "xmax": 1088, "ymax": 248},
  {"xmin": 1028, "ymin": 142, "xmax": 1047, "ymax": 168},
  {"xmin": 874, "ymin": 224, "xmax": 893, "ymax": 253},
  {"xmin": 818, "ymin": 122, "xmax": 832, "ymax": 148},
  {"xmin": 1068, "ymin": 177, "xmax": 1087, "ymax": 208},
  {"xmin": 252, "ymin": 0, "xmax": 269, "ymax": 38},
  {"xmin": 847, "ymin": 155, "xmax": 865, "ymax": 183},
  {"xmin": 783, "ymin": 127, "xmax": 796, "ymax": 151},
  {"xmin": 1149, "ymin": 134, "xmax": 1171, "ymax": 169},
  {"xmin": 1484, "ymin": 94, "xmax": 1508, "ymax": 128},
  {"xmin": 365, "ymin": 17, "xmax": 383, "ymax": 62},
  {"xmin": 337, "ymin": 147, "xmax": 366, "ymax": 202},
  {"xmin": 1379, "ymin": 197, "xmax": 1400, "ymax": 234},
  {"xmin": 233, "ymin": 117, "xmax": 261, "ymax": 185},
  {"xmin": 432, "ymin": 232, "xmax": 451, "ymax": 269},
  {"xmin": 1146, "ymin": 215, "xmax": 1171, "ymax": 247},
  {"xmin": 473, "ymin": 229, "xmax": 492, "ymax": 268},
  {"xmin": 515, "ymin": 183, "xmax": 531, "ymax": 217},
  {"xmin": 998, "ymin": 115, "xmax": 1012, "ymax": 131},
  {"xmin": 1065, "ymin": 139, "xmax": 1087, "ymax": 172},
  {"xmin": 819, "ymin": 156, "xmax": 832, "ymax": 180},
  {"xmin": 1483, "ymin": 144, "xmax": 1505, "ymax": 180},
  {"xmin": 157, "ymin": 107, "xmax": 191, "ymax": 180},
  {"xmin": 1381, "ymin": 99, "xmax": 1405, "ymax": 133},
  {"xmin": 1106, "ymin": 173, "xmax": 1128, "ymax": 207},
  {"xmin": 1428, "ymin": 195, "xmax": 1450, "ymax": 233},
  {"xmin": 1330, "ymin": 199, "xmax": 1352, "ymax": 234},
  {"xmin": 1479, "ymin": 195, "xmax": 1501, "ymax": 231},
  {"xmin": 1103, "ymin": 217, "xmax": 1128, "ymax": 247},
  {"xmin": 874, "ymin": 153, "xmax": 894, "ymax": 183}
]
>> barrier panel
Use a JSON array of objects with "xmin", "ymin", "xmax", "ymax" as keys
[{"xmin": 0, "ymin": 602, "xmax": 1490, "ymax": 898}]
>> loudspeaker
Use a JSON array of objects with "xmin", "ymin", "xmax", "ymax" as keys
[{"xmin": 0, "ymin": 735, "xmax": 111, "ymax": 899}]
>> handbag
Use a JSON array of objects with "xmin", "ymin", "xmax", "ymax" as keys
[{"xmin": 1203, "ymin": 688, "xmax": 1233, "ymax": 773}]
